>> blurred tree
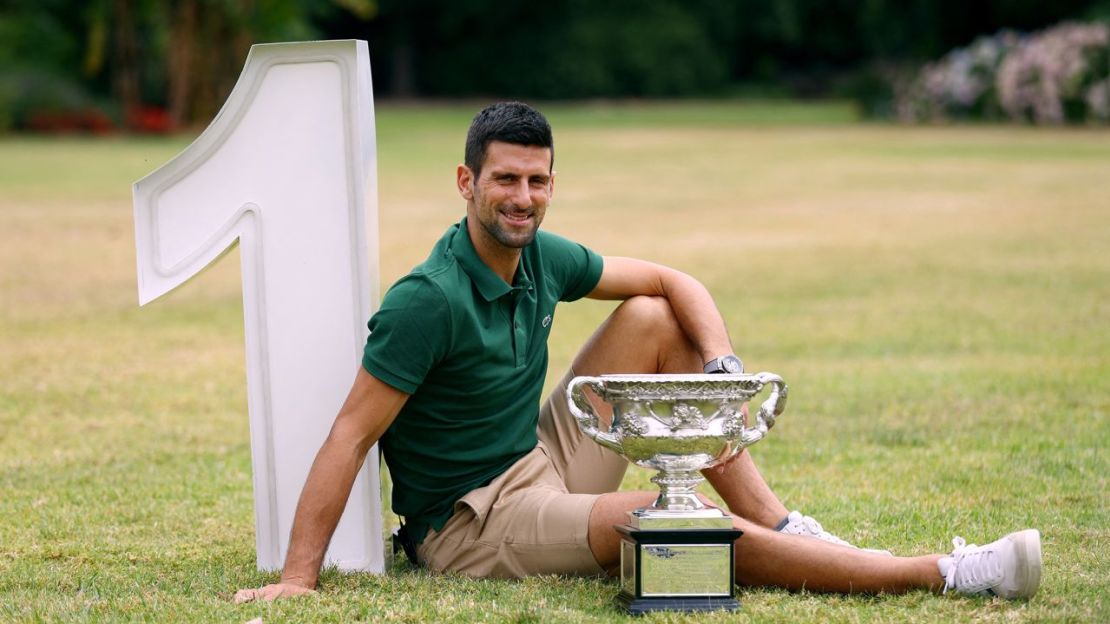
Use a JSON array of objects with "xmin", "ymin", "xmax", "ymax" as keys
[
  {"xmin": 0, "ymin": 0, "xmax": 324, "ymax": 131},
  {"xmin": 2, "ymin": 0, "xmax": 1108, "ymax": 131},
  {"xmin": 162, "ymin": 0, "xmax": 321, "ymax": 129},
  {"xmin": 111, "ymin": 0, "xmax": 142, "ymax": 123},
  {"xmin": 167, "ymin": 0, "xmax": 197, "ymax": 127},
  {"xmin": 329, "ymin": 0, "xmax": 1109, "ymax": 98},
  {"xmin": 0, "ymin": 0, "xmax": 98, "ymax": 130},
  {"xmin": 723, "ymin": 0, "xmax": 1107, "ymax": 91},
  {"xmin": 322, "ymin": 0, "xmax": 730, "ymax": 98}
]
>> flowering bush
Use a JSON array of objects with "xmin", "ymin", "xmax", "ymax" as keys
[
  {"xmin": 896, "ymin": 31, "xmax": 1021, "ymax": 122},
  {"xmin": 898, "ymin": 21, "xmax": 1110, "ymax": 124}
]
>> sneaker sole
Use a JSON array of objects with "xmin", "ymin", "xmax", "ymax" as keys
[{"xmin": 1007, "ymin": 529, "xmax": 1043, "ymax": 599}]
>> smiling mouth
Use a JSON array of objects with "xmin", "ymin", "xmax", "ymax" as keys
[{"xmin": 501, "ymin": 211, "xmax": 533, "ymax": 225}]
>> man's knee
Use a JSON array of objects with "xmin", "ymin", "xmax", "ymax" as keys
[
  {"xmin": 612, "ymin": 295, "xmax": 681, "ymax": 337},
  {"xmin": 575, "ymin": 294, "xmax": 700, "ymax": 376},
  {"xmin": 605, "ymin": 295, "xmax": 701, "ymax": 372}
]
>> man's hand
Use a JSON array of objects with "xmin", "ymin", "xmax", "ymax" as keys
[
  {"xmin": 240, "ymin": 369, "xmax": 408, "ymax": 602},
  {"xmin": 233, "ymin": 582, "xmax": 316, "ymax": 603}
]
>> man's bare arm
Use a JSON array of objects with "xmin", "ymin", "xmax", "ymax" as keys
[
  {"xmin": 588, "ymin": 256, "xmax": 733, "ymax": 362},
  {"xmin": 234, "ymin": 367, "xmax": 408, "ymax": 603}
]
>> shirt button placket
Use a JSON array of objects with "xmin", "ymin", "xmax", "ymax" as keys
[
  {"xmin": 513, "ymin": 316, "xmax": 524, "ymax": 367},
  {"xmin": 508, "ymin": 290, "xmax": 524, "ymax": 367}
]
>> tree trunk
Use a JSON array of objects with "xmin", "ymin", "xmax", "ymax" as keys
[
  {"xmin": 167, "ymin": 0, "xmax": 198, "ymax": 129},
  {"xmin": 112, "ymin": 0, "xmax": 142, "ymax": 128}
]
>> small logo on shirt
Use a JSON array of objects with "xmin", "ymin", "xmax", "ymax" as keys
[{"xmin": 542, "ymin": 314, "xmax": 552, "ymax": 327}]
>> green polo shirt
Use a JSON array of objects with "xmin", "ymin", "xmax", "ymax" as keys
[{"xmin": 361, "ymin": 218, "xmax": 603, "ymax": 542}]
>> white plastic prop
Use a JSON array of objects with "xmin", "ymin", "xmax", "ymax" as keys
[{"xmin": 133, "ymin": 40, "xmax": 383, "ymax": 572}]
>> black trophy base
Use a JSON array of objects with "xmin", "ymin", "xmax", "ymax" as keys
[
  {"xmin": 618, "ymin": 592, "xmax": 740, "ymax": 615},
  {"xmin": 615, "ymin": 524, "xmax": 744, "ymax": 615}
]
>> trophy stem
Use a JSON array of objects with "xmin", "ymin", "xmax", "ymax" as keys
[{"xmin": 651, "ymin": 469, "xmax": 707, "ymax": 511}]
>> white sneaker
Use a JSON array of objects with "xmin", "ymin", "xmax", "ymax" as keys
[
  {"xmin": 939, "ymin": 529, "xmax": 1042, "ymax": 599},
  {"xmin": 779, "ymin": 510, "xmax": 893, "ymax": 556}
]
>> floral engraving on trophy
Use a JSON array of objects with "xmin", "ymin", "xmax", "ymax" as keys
[
  {"xmin": 719, "ymin": 405, "xmax": 744, "ymax": 438},
  {"xmin": 618, "ymin": 403, "xmax": 651, "ymax": 437},
  {"xmin": 670, "ymin": 402, "xmax": 709, "ymax": 430}
]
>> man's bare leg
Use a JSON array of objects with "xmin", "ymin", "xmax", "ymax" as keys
[
  {"xmin": 704, "ymin": 452, "xmax": 789, "ymax": 528},
  {"xmin": 587, "ymin": 491, "xmax": 944, "ymax": 594},
  {"xmin": 571, "ymin": 298, "xmax": 1039, "ymax": 597},
  {"xmin": 571, "ymin": 295, "xmax": 788, "ymax": 527}
]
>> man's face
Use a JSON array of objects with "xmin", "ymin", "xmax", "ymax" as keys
[{"xmin": 459, "ymin": 141, "xmax": 554, "ymax": 250}]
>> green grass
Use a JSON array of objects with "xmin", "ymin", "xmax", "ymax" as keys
[{"xmin": 1, "ymin": 101, "xmax": 1108, "ymax": 622}]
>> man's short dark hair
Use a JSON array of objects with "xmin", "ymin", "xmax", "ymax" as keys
[{"xmin": 464, "ymin": 102, "xmax": 554, "ymax": 178}]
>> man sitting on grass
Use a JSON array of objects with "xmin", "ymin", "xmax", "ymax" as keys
[{"xmin": 234, "ymin": 101, "xmax": 1042, "ymax": 603}]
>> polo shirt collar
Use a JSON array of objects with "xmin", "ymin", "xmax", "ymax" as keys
[{"xmin": 451, "ymin": 218, "xmax": 533, "ymax": 301}]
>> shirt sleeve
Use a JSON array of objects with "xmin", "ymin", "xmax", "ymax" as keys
[
  {"xmin": 538, "ymin": 230, "xmax": 605, "ymax": 302},
  {"xmin": 361, "ymin": 275, "xmax": 451, "ymax": 394}
]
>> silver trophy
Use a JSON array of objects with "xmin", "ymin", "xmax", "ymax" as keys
[{"xmin": 567, "ymin": 372, "xmax": 787, "ymax": 614}]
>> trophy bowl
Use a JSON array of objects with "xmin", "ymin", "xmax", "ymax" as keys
[{"xmin": 566, "ymin": 372, "xmax": 787, "ymax": 514}]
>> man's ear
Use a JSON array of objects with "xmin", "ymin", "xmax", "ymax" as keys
[
  {"xmin": 456, "ymin": 164, "xmax": 474, "ymax": 200},
  {"xmin": 548, "ymin": 170, "xmax": 556, "ymax": 198}
]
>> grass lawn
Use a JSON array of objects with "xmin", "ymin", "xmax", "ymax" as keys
[{"xmin": 1, "ymin": 101, "xmax": 1107, "ymax": 622}]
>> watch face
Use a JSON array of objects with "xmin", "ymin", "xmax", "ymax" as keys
[{"xmin": 723, "ymin": 356, "xmax": 742, "ymax": 373}]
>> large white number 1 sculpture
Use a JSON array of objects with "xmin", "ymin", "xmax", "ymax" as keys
[{"xmin": 132, "ymin": 40, "xmax": 383, "ymax": 572}]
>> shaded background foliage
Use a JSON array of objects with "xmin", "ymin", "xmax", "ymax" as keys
[
  {"xmin": 896, "ymin": 22, "xmax": 1110, "ymax": 124},
  {"xmin": 2, "ymin": 0, "xmax": 1110, "ymax": 130}
]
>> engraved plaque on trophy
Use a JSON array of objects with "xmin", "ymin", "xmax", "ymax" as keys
[{"xmin": 567, "ymin": 373, "xmax": 787, "ymax": 614}]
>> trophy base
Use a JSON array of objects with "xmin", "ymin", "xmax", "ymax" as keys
[
  {"xmin": 616, "ymin": 525, "xmax": 743, "ymax": 615},
  {"xmin": 631, "ymin": 508, "xmax": 734, "ymax": 529},
  {"xmin": 618, "ymin": 592, "xmax": 740, "ymax": 615}
]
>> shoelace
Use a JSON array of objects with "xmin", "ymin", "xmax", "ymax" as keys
[
  {"xmin": 943, "ymin": 537, "xmax": 1003, "ymax": 594},
  {"xmin": 800, "ymin": 515, "xmax": 852, "ymax": 547}
]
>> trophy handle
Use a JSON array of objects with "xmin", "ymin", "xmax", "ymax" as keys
[
  {"xmin": 742, "ymin": 372, "xmax": 789, "ymax": 445},
  {"xmin": 566, "ymin": 376, "xmax": 623, "ymax": 454}
]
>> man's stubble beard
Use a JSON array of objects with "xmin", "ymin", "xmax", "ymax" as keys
[
  {"xmin": 480, "ymin": 213, "xmax": 539, "ymax": 249},
  {"xmin": 474, "ymin": 188, "xmax": 542, "ymax": 249}
]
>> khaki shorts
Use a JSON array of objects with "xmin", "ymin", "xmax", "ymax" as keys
[{"xmin": 416, "ymin": 369, "xmax": 629, "ymax": 579}]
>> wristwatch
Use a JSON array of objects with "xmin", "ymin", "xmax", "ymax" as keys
[{"xmin": 703, "ymin": 354, "xmax": 744, "ymax": 374}]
